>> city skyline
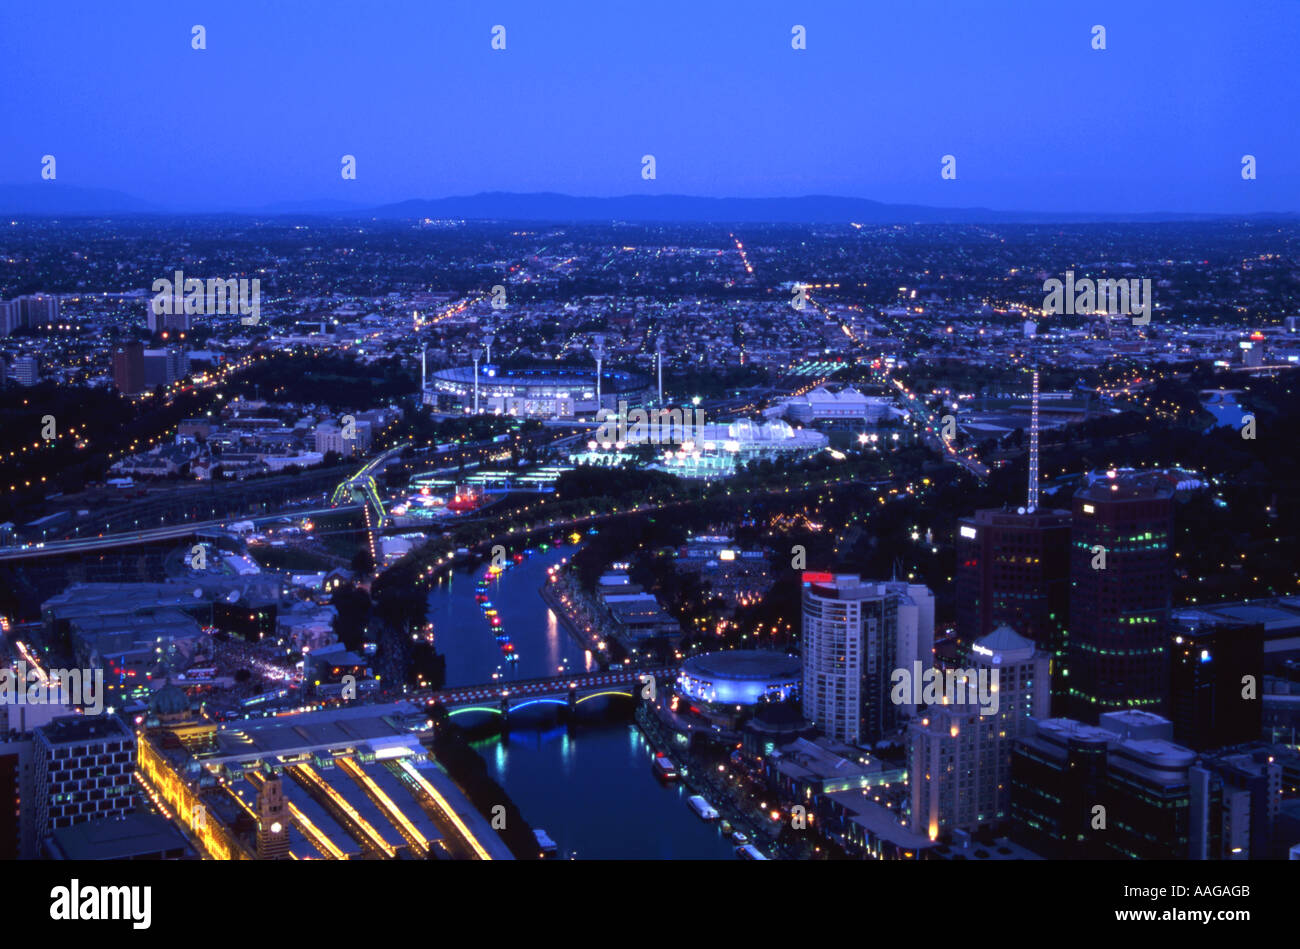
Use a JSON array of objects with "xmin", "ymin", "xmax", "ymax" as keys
[{"xmin": 0, "ymin": 3, "xmax": 1295, "ymax": 926}]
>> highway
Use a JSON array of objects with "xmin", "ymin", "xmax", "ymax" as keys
[
  {"xmin": 804, "ymin": 291, "xmax": 990, "ymax": 482},
  {"xmin": 0, "ymin": 504, "xmax": 362, "ymax": 562},
  {"xmin": 888, "ymin": 375, "xmax": 991, "ymax": 480}
]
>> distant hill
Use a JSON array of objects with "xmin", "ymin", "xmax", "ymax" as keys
[
  {"xmin": 0, "ymin": 184, "xmax": 1295, "ymax": 224},
  {"xmin": 0, "ymin": 184, "xmax": 165, "ymax": 215},
  {"xmin": 255, "ymin": 199, "xmax": 371, "ymax": 215},
  {"xmin": 361, "ymin": 192, "xmax": 1297, "ymax": 225}
]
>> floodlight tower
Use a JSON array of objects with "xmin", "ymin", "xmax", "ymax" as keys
[
  {"xmin": 655, "ymin": 334, "xmax": 665, "ymax": 406},
  {"xmin": 592, "ymin": 335, "xmax": 607, "ymax": 411},
  {"xmin": 420, "ymin": 342, "xmax": 427, "ymax": 398},
  {"xmin": 484, "ymin": 332, "xmax": 495, "ymax": 366}
]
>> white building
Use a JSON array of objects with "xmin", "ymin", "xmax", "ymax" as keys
[
  {"xmin": 314, "ymin": 420, "xmax": 371, "ymax": 457},
  {"xmin": 801, "ymin": 575, "xmax": 934, "ymax": 745},
  {"xmin": 575, "ymin": 418, "xmax": 829, "ymax": 480},
  {"xmin": 776, "ymin": 385, "xmax": 895, "ymax": 424},
  {"xmin": 262, "ymin": 451, "xmax": 324, "ymax": 472},
  {"xmin": 33, "ymin": 716, "xmax": 135, "ymax": 841},
  {"xmin": 908, "ymin": 625, "xmax": 1050, "ymax": 839}
]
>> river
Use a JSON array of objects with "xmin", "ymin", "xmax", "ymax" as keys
[
  {"xmin": 426, "ymin": 544, "xmax": 737, "ymax": 859},
  {"xmin": 1201, "ymin": 390, "xmax": 1248, "ymax": 431}
]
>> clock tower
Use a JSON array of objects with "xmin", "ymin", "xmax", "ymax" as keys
[{"xmin": 256, "ymin": 775, "xmax": 290, "ymax": 859}]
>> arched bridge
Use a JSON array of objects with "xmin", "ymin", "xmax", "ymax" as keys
[
  {"xmin": 425, "ymin": 666, "xmax": 676, "ymax": 717},
  {"xmin": 330, "ymin": 443, "xmax": 409, "ymax": 529}
]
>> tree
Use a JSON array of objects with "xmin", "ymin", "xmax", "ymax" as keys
[
  {"xmin": 351, "ymin": 547, "xmax": 375, "ymax": 576},
  {"xmin": 330, "ymin": 583, "xmax": 371, "ymax": 653}
]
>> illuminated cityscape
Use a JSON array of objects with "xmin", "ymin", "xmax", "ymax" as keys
[{"xmin": 0, "ymin": 0, "xmax": 1294, "ymax": 928}]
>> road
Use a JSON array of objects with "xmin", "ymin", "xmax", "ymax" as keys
[
  {"xmin": 801, "ymin": 293, "xmax": 990, "ymax": 482},
  {"xmin": 0, "ymin": 504, "xmax": 361, "ymax": 561}
]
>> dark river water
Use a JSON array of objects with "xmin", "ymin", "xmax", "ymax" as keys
[{"xmin": 426, "ymin": 545, "xmax": 736, "ymax": 859}]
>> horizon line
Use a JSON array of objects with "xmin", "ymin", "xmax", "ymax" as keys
[{"xmin": 1, "ymin": 185, "xmax": 1296, "ymax": 223}]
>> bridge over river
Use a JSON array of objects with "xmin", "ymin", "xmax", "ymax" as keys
[{"xmin": 422, "ymin": 666, "xmax": 676, "ymax": 718}]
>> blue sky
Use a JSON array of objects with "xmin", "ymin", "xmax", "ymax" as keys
[{"xmin": 0, "ymin": 0, "xmax": 1296, "ymax": 213}]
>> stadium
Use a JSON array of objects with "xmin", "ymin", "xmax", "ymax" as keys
[
  {"xmin": 571, "ymin": 418, "xmax": 830, "ymax": 479},
  {"xmin": 676, "ymin": 650, "xmax": 802, "ymax": 708},
  {"xmin": 425, "ymin": 364, "xmax": 651, "ymax": 419}
]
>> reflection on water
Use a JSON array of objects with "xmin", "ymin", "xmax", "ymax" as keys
[
  {"xmin": 476, "ymin": 723, "xmax": 736, "ymax": 860},
  {"xmin": 426, "ymin": 546, "xmax": 592, "ymax": 687},
  {"xmin": 1202, "ymin": 391, "xmax": 1247, "ymax": 431},
  {"xmin": 430, "ymin": 546, "xmax": 735, "ymax": 859}
]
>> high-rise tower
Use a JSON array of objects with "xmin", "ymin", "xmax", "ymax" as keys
[
  {"xmin": 1066, "ymin": 470, "xmax": 1175, "ymax": 720},
  {"xmin": 801, "ymin": 574, "xmax": 934, "ymax": 744},
  {"xmin": 655, "ymin": 333, "xmax": 664, "ymax": 405}
]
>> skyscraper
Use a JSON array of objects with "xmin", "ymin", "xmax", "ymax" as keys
[
  {"xmin": 17, "ymin": 294, "xmax": 58, "ymax": 329},
  {"xmin": 801, "ymin": 574, "xmax": 934, "ymax": 744},
  {"xmin": 142, "ymin": 346, "xmax": 187, "ymax": 387},
  {"xmin": 908, "ymin": 625, "xmax": 1050, "ymax": 838},
  {"xmin": 112, "ymin": 341, "xmax": 146, "ymax": 394},
  {"xmin": 955, "ymin": 359, "xmax": 1071, "ymax": 705},
  {"xmin": 956, "ymin": 507, "xmax": 1071, "ymax": 700},
  {"xmin": 147, "ymin": 297, "xmax": 190, "ymax": 334},
  {"xmin": 1168, "ymin": 611, "xmax": 1264, "ymax": 751},
  {"xmin": 1066, "ymin": 471, "xmax": 1175, "ymax": 721},
  {"xmin": 1010, "ymin": 712, "xmax": 1218, "ymax": 860},
  {"xmin": 0, "ymin": 737, "xmax": 30, "ymax": 859},
  {"xmin": 0, "ymin": 300, "xmax": 19, "ymax": 336}
]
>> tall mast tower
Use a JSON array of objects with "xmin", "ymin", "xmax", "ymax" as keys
[{"xmin": 1027, "ymin": 333, "xmax": 1040, "ymax": 513}]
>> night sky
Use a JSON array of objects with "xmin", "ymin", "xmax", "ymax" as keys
[{"xmin": 1, "ymin": 0, "xmax": 1296, "ymax": 213}]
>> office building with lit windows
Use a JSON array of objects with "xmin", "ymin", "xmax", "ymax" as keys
[
  {"xmin": 32, "ymin": 716, "xmax": 136, "ymax": 843},
  {"xmin": 1010, "ymin": 712, "xmax": 1220, "ymax": 860},
  {"xmin": 17, "ymin": 294, "xmax": 59, "ymax": 329},
  {"xmin": 0, "ymin": 737, "xmax": 31, "ymax": 859},
  {"xmin": 1066, "ymin": 471, "xmax": 1175, "ymax": 721},
  {"xmin": 9, "ymin": 355, "xmax": 40, "ymax": 386},
  {"xmin": 956, "ymin": 507, "xmax": 1071, "ymax": 703}
]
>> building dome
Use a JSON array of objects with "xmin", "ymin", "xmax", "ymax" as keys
[
  {"xmin": 148, "ymin": 683, "xmax": 191, "ymax": 718},
  {"xmin": 677, "ymin": 650, "xmax": 802, "ymax": 706}
]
